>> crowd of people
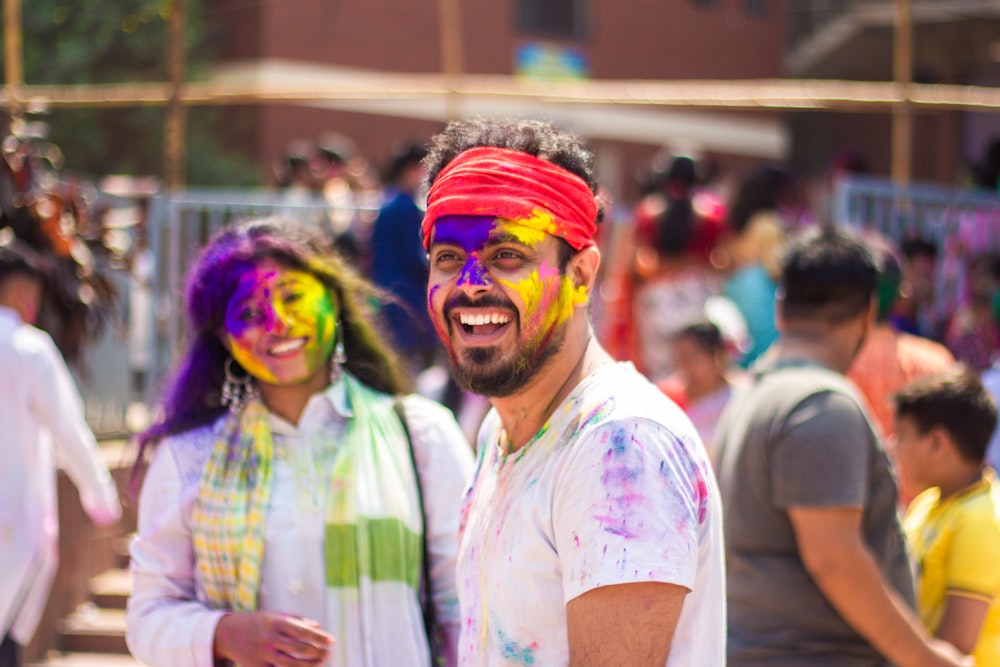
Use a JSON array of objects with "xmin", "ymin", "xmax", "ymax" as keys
[{"xmin": 3, "ymin": 115, "xmax": 1000, "ymax": 667}]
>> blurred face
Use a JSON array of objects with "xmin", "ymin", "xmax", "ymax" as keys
[
  {"xmin": 427, "ymin": 215, "xmax": 587, "ymax": 397},
  {"xmin": 671, "ymin": 335, "xmax": 726, "ymax": 401},
  {"xmin": 890, "ymin": 414, "xmax": 936, "ymax": 497},
  {"xmin": 223, "ymin": 258, "xmax": 338, "ymax": 388}
]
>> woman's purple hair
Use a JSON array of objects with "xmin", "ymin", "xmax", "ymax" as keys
[{"xmin": 130, "ymin": 216, "xmax": 410, "ymax": 492}]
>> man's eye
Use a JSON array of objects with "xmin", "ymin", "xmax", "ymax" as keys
[
  {"xmin": 284, "ymin": 291, "xmax": 303, "ymax": 304},
  {"xmin": 494, "ymin": 250, "xmax": 523, "ymax": 262},
  {"xmin": 434, "ymin": 251, "xmax": 461, "ymax": 265}
]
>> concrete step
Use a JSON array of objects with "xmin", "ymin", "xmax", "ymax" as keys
[
  {"xmin": 88, "ymin": 568, "xmax": 131, "ymax": 610},
  {"xmin": 56, "ymin": 604, "xmax": 128, "ymax": 655},
  {"xmin": 30, "ymin": 651, "xmax": 145, "ymax": 666},
  {"xmin": 112, "ymin": 535, "xmax": 133, "ymax": 570}
]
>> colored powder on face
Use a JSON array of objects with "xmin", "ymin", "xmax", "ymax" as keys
[
  {"xmin": 225, "ymin": 266, "xmax": 338, "ymax": 384},
  {"xmin": 499, "ymin": 210, "xmax": 557, "ymax": 247}
]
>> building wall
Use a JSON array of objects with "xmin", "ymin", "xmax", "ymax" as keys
[{"xmin": 206, "ymin": 0, "xmax": 788, "ymax": 200}]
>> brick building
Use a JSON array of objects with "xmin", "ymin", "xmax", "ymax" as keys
[{"xmin": 204, "ymin": 0, "xmax": 789, "ymax": 202}]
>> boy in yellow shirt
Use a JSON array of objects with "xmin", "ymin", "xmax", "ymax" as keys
[{"xmin": 894, "ymin": 368, "xmax": 1000, "ymax": 666}]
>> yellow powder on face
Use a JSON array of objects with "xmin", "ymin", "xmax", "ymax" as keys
[{"xmin": 500, "ymin": 269, "xmax": 587, "ymax": 341}]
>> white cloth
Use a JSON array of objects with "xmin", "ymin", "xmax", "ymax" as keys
[
  {"xmin": 456, "ymin": 362, "xmax": 726, "ymax": 666},
  {"xmin": 126, "ymin": 385, "xmax": 474, "ymax": 667},
  {"xmin": 0, "ymin": 306, "xmax": 122, "ymax": 643}
]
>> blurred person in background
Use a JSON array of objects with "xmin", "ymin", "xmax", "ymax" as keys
[
  {"xmin": 126, "ymin": 217, "xmax": 472, "ymax": 667},
  {"xmin": 944, "ymin": 253, "xmax": 1000, "ymax": 373},
  {"xmin": 892, "ymin": 238, "xmax": 942, "ymax": 339},
  {"xmin": 626, "ymin": 154, "xmax": 728, "ymax": 382},
  {"xmin": 848, "ymin": 234, "xmax": 955, "ymax": 443},
  {"xmin": 893, "ymin": 369, "xmax": 1000, "ymax": 667},
  {"xmin": 658, "ymin": 310, "xmax": 748, "ymax": 464},
  {"xmin": 715, "ymin": 225, "xmax": 971, "ymax": 667},
  {"xmin": 0, "ymin": 240, "xmax": 122, "ymax": 667},
  {"xmin": 716, "ymin": 164, "xmax": 793, "ymax": 367},
  {"xmin": 370, "ymin": 141, "xmax": 438, "ymax": 376},
  {"xmin": 980, "ymin": 289, "xmax": 1000, "ymax": 473}
]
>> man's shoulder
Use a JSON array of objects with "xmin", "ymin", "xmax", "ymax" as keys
[{"xmin": 563, "ymin": 363, "xmax": 699, "ymax": 447}]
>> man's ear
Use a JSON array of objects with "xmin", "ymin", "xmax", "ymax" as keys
[
  {"xmin": 928, "ymin": 425, "xmax": 952, "ymax": 456},
  {"xmin": 569, "ymin": 246, "xmax": 601, "ymax": 294}
]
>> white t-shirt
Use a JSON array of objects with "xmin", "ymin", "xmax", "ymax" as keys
[{"xmin": 456, "ymin": 361, "xmax": 726, "ymax": 666}]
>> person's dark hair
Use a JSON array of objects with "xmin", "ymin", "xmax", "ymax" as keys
[
  {"xmin": 900, "ymin": 237, "xmax": 937, "ymax": 262},
  {"xmin": 864, "ymin": 233, "xmax": 904, "ymax": 322},
  {"xmin": 0, "ymin": 241, "xmax": 44, "ymax": 285},
  {"xmin": 384, "ymin": 141, "xmax": 428, "ymax": 185},
  {"xmin": 727, "ymin": 164, "xmax": 791, "ymax": 234},
  {"xmin": 423, "ymin": 117, "xmax": 604, "ymax": 224},
  {"xmin": 133, "ymin": 217, "xmax": 411, "ymax": 469},
  {"xmin": 655, "ymin": 197, "xmax": 696, "ymax": 258},
  {"xmin": 779, "ymin": 225, "xmax": 878, "ymax": 324},
  {"xmin": 893, "ymin": 368, "xmax": 998, "ymax": 463},
  {"xmin": 674, "ymin": 321, "xmax": 725, "ymax": 356}
]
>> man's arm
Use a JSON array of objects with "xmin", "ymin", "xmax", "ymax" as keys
[
  {"xmin": 936, "ymin": 594, "xmax": 990, "ymax": 655},
  {"xmin": 565, "ymin": 581, "xmax": 687, "ymax": 667},
  {"xmin": 788, "ymin": 506, "xmax": 971, "ymax": 667}
]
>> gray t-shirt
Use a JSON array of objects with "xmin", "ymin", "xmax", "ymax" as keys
[{"xmin": 715, "ymin": 361, "xmax": 914, "ymax": 667}]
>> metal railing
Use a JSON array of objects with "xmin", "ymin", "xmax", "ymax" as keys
[{"xmin": 832, "ymin": 174, "xmax": 1000, "ymax": 252}]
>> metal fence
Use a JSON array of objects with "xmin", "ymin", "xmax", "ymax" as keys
[
  {"xmin": 831, "ymin": 174, "xmax": 1000, "ymax": 338},
  {"xmin": 832, "ymin": 174, "xmax": 1000, "ymax": 253},
  {"xmin": 81, "ymin": 188, "xmax": 375, "ymax": 437}
]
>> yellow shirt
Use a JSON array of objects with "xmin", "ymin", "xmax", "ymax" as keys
[{"xmin": 904, "ymin": 471, "xmax": 1000, "ymax": 667}]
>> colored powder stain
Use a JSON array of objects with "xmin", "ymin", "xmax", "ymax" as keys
[
  {"xmin": 697, "ymin": 477, "xmax": 709, "ymax": 524},
  {"xmin": 499, "ymin": 216, "xmax": 548, "ymax": 248},
  {"xmin": 504, "ymin": 209, "xmax": 560, "ymax": 244},
  {"xmin": 496, "ymin": 627, "xmax": 538, "ymax": 666},
  {"xmin": 458, "ymin": 254, "xmax": 492, "ymax": 287},
  {"xmin": 577, "ymin": 400, "xmax": 614, "ymax": 437},
  {"xmin": 595, "ymin": 519, "xmax": 636, "ymax": 539},
  {"xmin": 608, "ymin": 428, "xmax": 629, "ymax": 455},
  {"xmin": 573, "ymin": 534, "xmax": 581, "ymax": 547}
]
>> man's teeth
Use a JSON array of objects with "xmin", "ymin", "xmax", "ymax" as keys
[
  {"xmin": 459, "ymin": 313, "xmax": 511, "ymax": 326},
  {"xmin": 269, "ymin": 338, "xmax": 307, "ymax": 354}
]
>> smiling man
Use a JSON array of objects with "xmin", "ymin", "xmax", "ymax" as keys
[{"xmin": 421, "ymin": 118, "xmax": 725, "ymax": 667}]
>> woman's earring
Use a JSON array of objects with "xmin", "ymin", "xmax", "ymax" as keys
[
  {"xmin": 221, "ymin": 357, "xmax": 259, "ymax": 414},
  {"xmin": 329, "ymin": 324, "xmax": 347, "ymax": 385}
]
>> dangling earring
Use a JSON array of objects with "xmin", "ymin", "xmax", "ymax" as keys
[
  {"xmin": 329, "ymin": 323, "xmax": 347, "ymax": 385},
  {"xmin": 221, "ymin": 357, "xmax": 260, "ymax": 414}
]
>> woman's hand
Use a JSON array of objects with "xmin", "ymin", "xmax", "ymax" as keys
[{"xmin": 213, "ymin": 611, "xmax": 335, "ymax": 666}]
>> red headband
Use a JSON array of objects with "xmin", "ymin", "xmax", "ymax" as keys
[{"xmin": 421, "ymin": 146, "xmax": 598, "ymax": 250}]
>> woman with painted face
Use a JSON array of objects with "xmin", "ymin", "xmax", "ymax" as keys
[{"xmin": 125, "ymin": 217, "xmax": 473, "ymax": 667}]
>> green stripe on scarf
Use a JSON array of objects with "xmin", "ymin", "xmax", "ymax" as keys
[{"xmin": 325, "ymin": 518, "xmax": 422, "ymax": 588}]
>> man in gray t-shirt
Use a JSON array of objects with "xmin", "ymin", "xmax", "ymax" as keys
[{"xmin": 715, "ymin": 227, "xmax": 971, "ymax": 667}]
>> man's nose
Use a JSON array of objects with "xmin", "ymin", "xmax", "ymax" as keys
[{"xmin": 457, "ymin": 256, "xmax": 492, "ymax": 296}]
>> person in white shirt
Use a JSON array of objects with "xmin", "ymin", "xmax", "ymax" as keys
[
  {"xmin": 125, "ymin": 217, "xmax": 473, "ymax": 667},
  {"xmin": 0, "ymin": 241, "xmax": 122, "ymax": 667},
  {"xmin": 420, "ymin": 118, "xmax": 726, "ymax": 666}
]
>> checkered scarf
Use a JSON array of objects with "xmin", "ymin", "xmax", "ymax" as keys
[
  {"xmin": 190, "ymin": 373, "xmax": 424, "ymax": 629},
  {"xmin": 191, "ymin": 398, "xmax": 273, "ymax": 611}
]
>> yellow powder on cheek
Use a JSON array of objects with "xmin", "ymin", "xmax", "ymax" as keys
[{"xmin": 228, "ymin": 337, "xmax": 279, "ymax": 384}]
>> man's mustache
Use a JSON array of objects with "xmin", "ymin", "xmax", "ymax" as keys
[{"xmin": 443, "ymin": 293, "xmax": 517, "ymax": 319}]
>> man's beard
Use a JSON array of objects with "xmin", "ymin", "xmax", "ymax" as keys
[{"xmin": 450, "ymin": 320, "xmax": 565, "ymax": 397}]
